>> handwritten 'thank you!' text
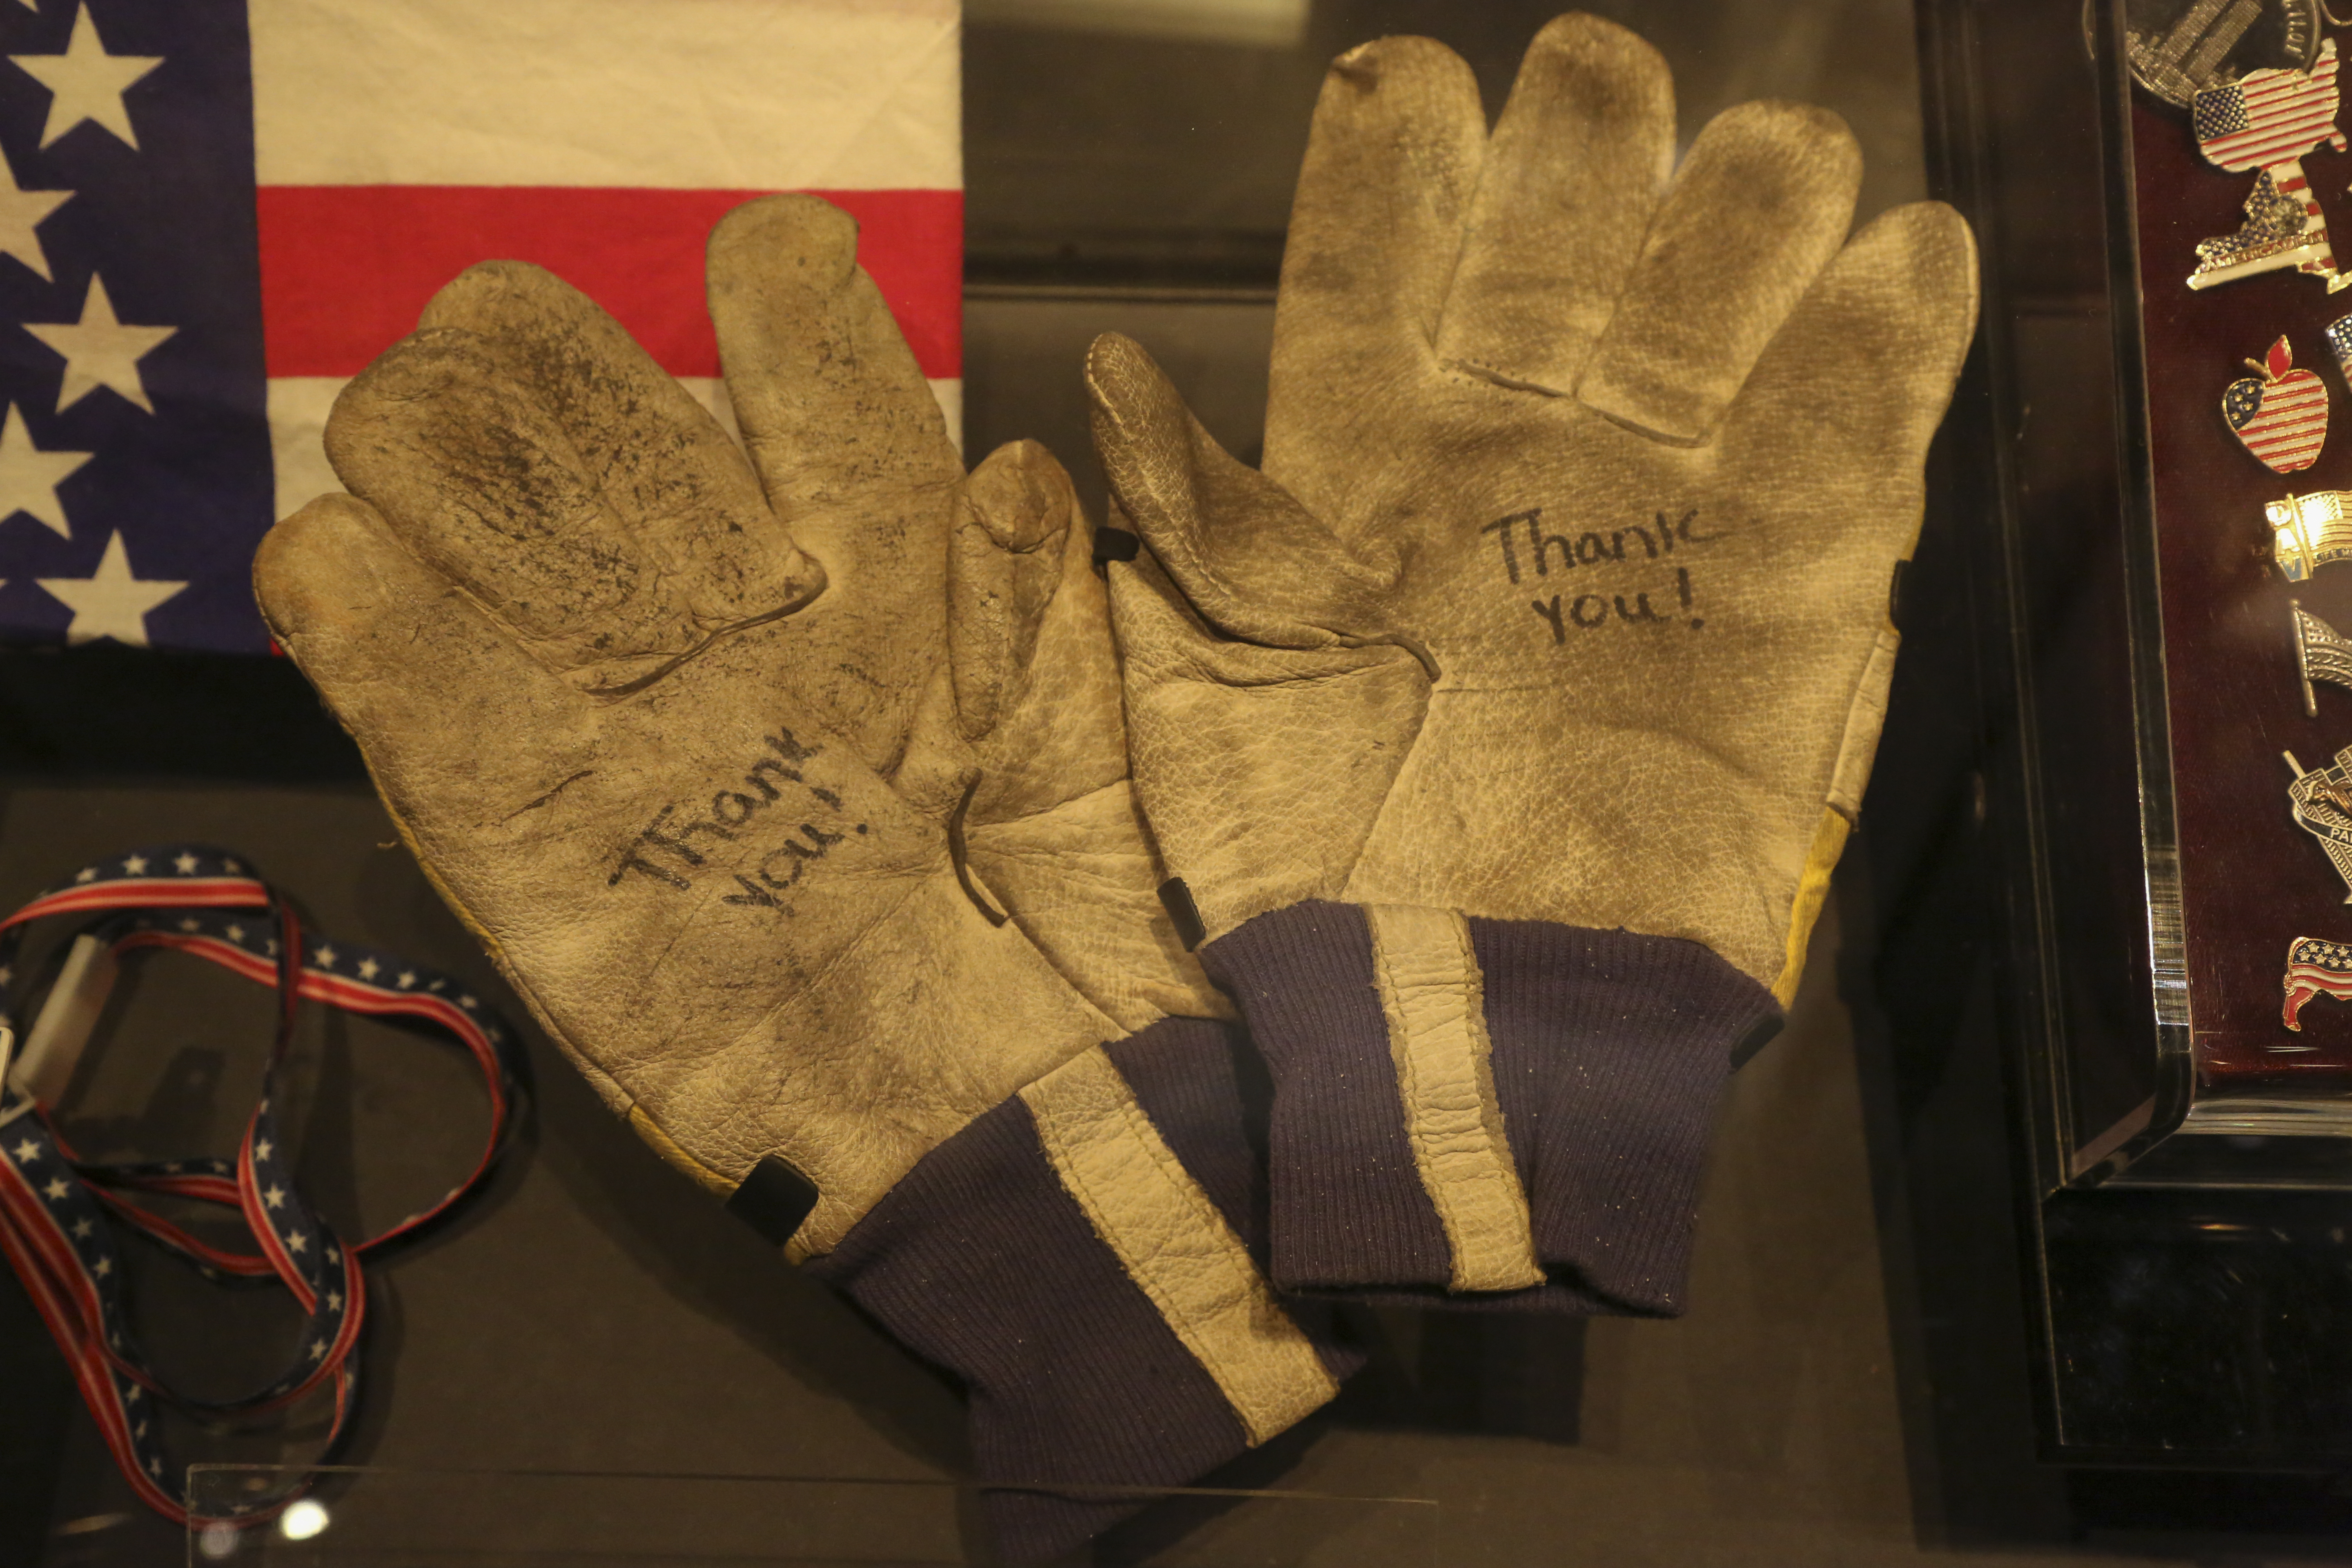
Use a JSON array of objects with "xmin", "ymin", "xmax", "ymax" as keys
[
  {"xmin": 608, "ymin": 727, "xmax": 868, "ymax": 908},
  {"xmin": 1481, "ymin": 506, "xmax": 1717, "ymax": 641}
]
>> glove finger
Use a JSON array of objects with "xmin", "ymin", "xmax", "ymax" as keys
[
  {"xmin": 708, "ymin": 193, "xmax": 962, "ymax": 773},
  {"xmin": 414, "ymin": 262, "xmax": 820, "ymax": 666},
  {"xmin": 1088, "ymin": 331, "xmax": 1400, "ymax": 651},
  {"xmin": 1724, "ymin": 200, "xmax": 1979, "ymax": 526},
  {"xmin": 709, "ymin": 194, "xmax": 960, "ymax": 555},
  {"xmin": 956, "ymin": 469, "xmax": 1239, "ymax": 1032},
  {"xmin": 1577, "ymin": 100, "xmax": 1862, "ymax": 445},
  {"xmin": 1264, "ymin": 35, "xmax": 1486, "ymax": 514},
  {"xmin": 1435, "ymin": 14, "xmax": 1675, "ymax": 395},
  {"xmin": 254, "ymin": 492, "xmax": 592, "ymax": 863},
  {"xmin": 325, "ymin": 327, "xmax": 728, "ymax": 693},
  {"xmin": 950, "ymin": 438, "xmax": 1079, "ymax": 742}
]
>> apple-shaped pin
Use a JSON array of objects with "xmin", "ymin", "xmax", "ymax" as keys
[{"xmin": 2225, "ymin": 335, "xmax": 2330, "ymax": 473}]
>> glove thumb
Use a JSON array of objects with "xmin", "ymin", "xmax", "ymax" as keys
[{"xmin": 1086, "ymin": 332, "xmax": 1407, "ymax": 655}]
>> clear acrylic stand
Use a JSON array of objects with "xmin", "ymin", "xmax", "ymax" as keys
[{"xmin": 183, "ymin": 1466, "xmax": 1440, "ymax": 1568}]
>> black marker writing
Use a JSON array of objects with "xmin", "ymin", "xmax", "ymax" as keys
[
  {"xmin": 722, "ymin": 822, "xmax": 851, "ymax": 907},
  {"xmin": 610, "ymin": 728, "xmax": 862, "ymax": 896},
  {"xmin": 1483, "ymin": 506, "xmax": 1712, "ymax": 585},
  {"xmin": 1528, "ymin": 566, "xmax": 1703, "ymax": 643}
]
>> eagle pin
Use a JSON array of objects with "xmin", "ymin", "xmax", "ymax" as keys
[{"xmin": 2225, "ymin": 336, "xmax": 2329, "ymax": 473}]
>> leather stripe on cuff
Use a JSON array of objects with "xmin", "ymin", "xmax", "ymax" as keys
[
  {"xmin": 1203, "ymin": 901, "xmax": 1778, "ymax": 1313},
  {"xmin": 804, "ymin": 1018, "xmax": 1356, "ymax": 1563}
]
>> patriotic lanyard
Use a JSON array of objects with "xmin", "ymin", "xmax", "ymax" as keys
[{"xmin": 0, "ymin": 846, "xmax": 526, "ymax": 1528}]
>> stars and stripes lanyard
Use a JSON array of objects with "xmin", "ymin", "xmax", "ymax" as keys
[{"xmin": 0, "ymin": 845, "xmax": 526, "ymax": 1529}]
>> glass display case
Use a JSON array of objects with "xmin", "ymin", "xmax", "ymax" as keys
[
  {"xmin": 5, "ymin": 2, "xmax": 2352, "ymax": 1564},
  {"xmin": 1877, "ymin": 0, "xmax": 2352, "ymax": 1494}
]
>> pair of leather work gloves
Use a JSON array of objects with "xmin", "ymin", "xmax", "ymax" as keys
[{"xmin": 253, "ymin": 16, "xmax": 1975, "ymax": 1561}]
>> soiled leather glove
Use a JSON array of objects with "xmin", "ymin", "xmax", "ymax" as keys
[
  {"xmin": 253, "ymin": 195, "xmax": 1348, "ymax": 1560},
  {"xmin": 1090, "ymin": 16, "xmax": 1977, "ymax": 1308}
]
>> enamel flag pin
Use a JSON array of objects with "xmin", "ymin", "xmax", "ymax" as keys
[
  {"xmin": 2282, "ymin": 935, "xmax": 2352, "ymax": 1030},
  {"xmin": 2226, "ymin": 336, "xmax": 2330, "ymax": 470},
  {"xmin": 2188, "ymin": 39, "xmax": 2352, "ymax": 291},
  {"xmin": 2265, "ymin": 490, "xmax": 2352, "ymax": 579},
  {"xmin": 2286, "ymin": 746, "xmax": 2352, "ymax": 898},
  {"xmin": 2292, "ymin": 600, "xmax": 2352, "ymax": 713}
]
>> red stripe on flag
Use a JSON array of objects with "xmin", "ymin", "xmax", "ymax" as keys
[{"xmin": 256, "ymin": 187, "xmax": 962, "ymax": 380}]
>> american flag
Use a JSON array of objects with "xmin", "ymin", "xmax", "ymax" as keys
[
  {"xmin": 0, "ymin": 0, "xmax": 962, "ymax": 654},
  {"xmin": 2281, "ymin": 935, "xmax": 2352, "ymax": 1029},
  {"xmin": 2195, "ymin": 38, "xmax": 2349, "ymax": 172}
]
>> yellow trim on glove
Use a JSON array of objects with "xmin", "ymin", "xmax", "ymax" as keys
[{"xmin": 627, "ymin": 1106, "xmax": 735, "ymax": 1199}]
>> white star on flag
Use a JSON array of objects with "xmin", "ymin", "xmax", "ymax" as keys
[
  {"xmin": 309, "ymin": 1338, "xmax": 327, "ymax": 1359},
  {"xmin": 0, "ymin": 404, "xmax": 88, "ymax": 537},
  {"xmin": 223, "ymin": 923, "xmax": 244, "ymax": 943},
  {"xmin": 357, "ymin": 958, "xmax": 379, "ymax": 980},
  {"xmin": 11, "ymin": 1139, "xmax": 38, "ymax": 1163},
  {"xmin": 173, "ymin": 853, "xmax": 197, "ymax": 874},
  {"xmin": 396, "ymin": 972, "xmax": 414, "ymax": 989},
  {"xmin": 254, "ymin": 1139, "xmax": 272, "ymax": 1160},
  {"xmin": 121, "ymin": 854, "xmax": 146, "ymax": 874},
  {"xmin": 0, "ymin": 149, "xmax": 68, "ymax": 281},
  {"xmin": 326, "ymin": 1290, "xmax": 342, "ymax": 1310},
  {"xmin": 72, "ymin": 867, "xmax": 93, "ymax": 883},
  {"xmin": 287, "ymin": 1231, "xmax": 307, "ymax": 1252},
  {"xmin": 92, "ymin": 1256, "xmax": 109, "ymax": 1276},
  {"xmin": 70, "ymin": 1218, "xmax": 91, "ymax": 1238},
  {"xmin": 177, "ymin": 918, "xmax": 196, "ymax": 932},
  {"xmin": 8, "ymin": 4, "xmax": 162, "ymax": 150},
  {"xmin": 38, "ymin": 531, "xmax": 184, "ymax": 646},
  {"xmin": 24, "ymin": 275, "xmax": 176, "ymax": 414},
  {"xmin": 42, "ymin": 1177, "xmax": 66, "ymax": 1200},
  {"xmin": 314, "ymin": 944, "xmax": 337, "ymax": 969},
  {"xmin": 263, "ymin": 1184, "xmax": 285, "ymax": 1207}
]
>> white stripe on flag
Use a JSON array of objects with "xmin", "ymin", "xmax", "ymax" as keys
[
  {"xmin": 248, "ymin": 0, "xmax": 962, "ymax": 189},
  {"xmin": 265, "ymin": 376, "xmax": 964, "ymax": 525}
]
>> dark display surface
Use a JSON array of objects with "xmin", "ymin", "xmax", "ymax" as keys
[
  {"xmin": 1869, "ymin": 0, "xmax": 2352, "ymax": 1517},
  {"xmin": 2044, "ymin": 1188, "xmax": 2352, "ymax": 1454}
]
